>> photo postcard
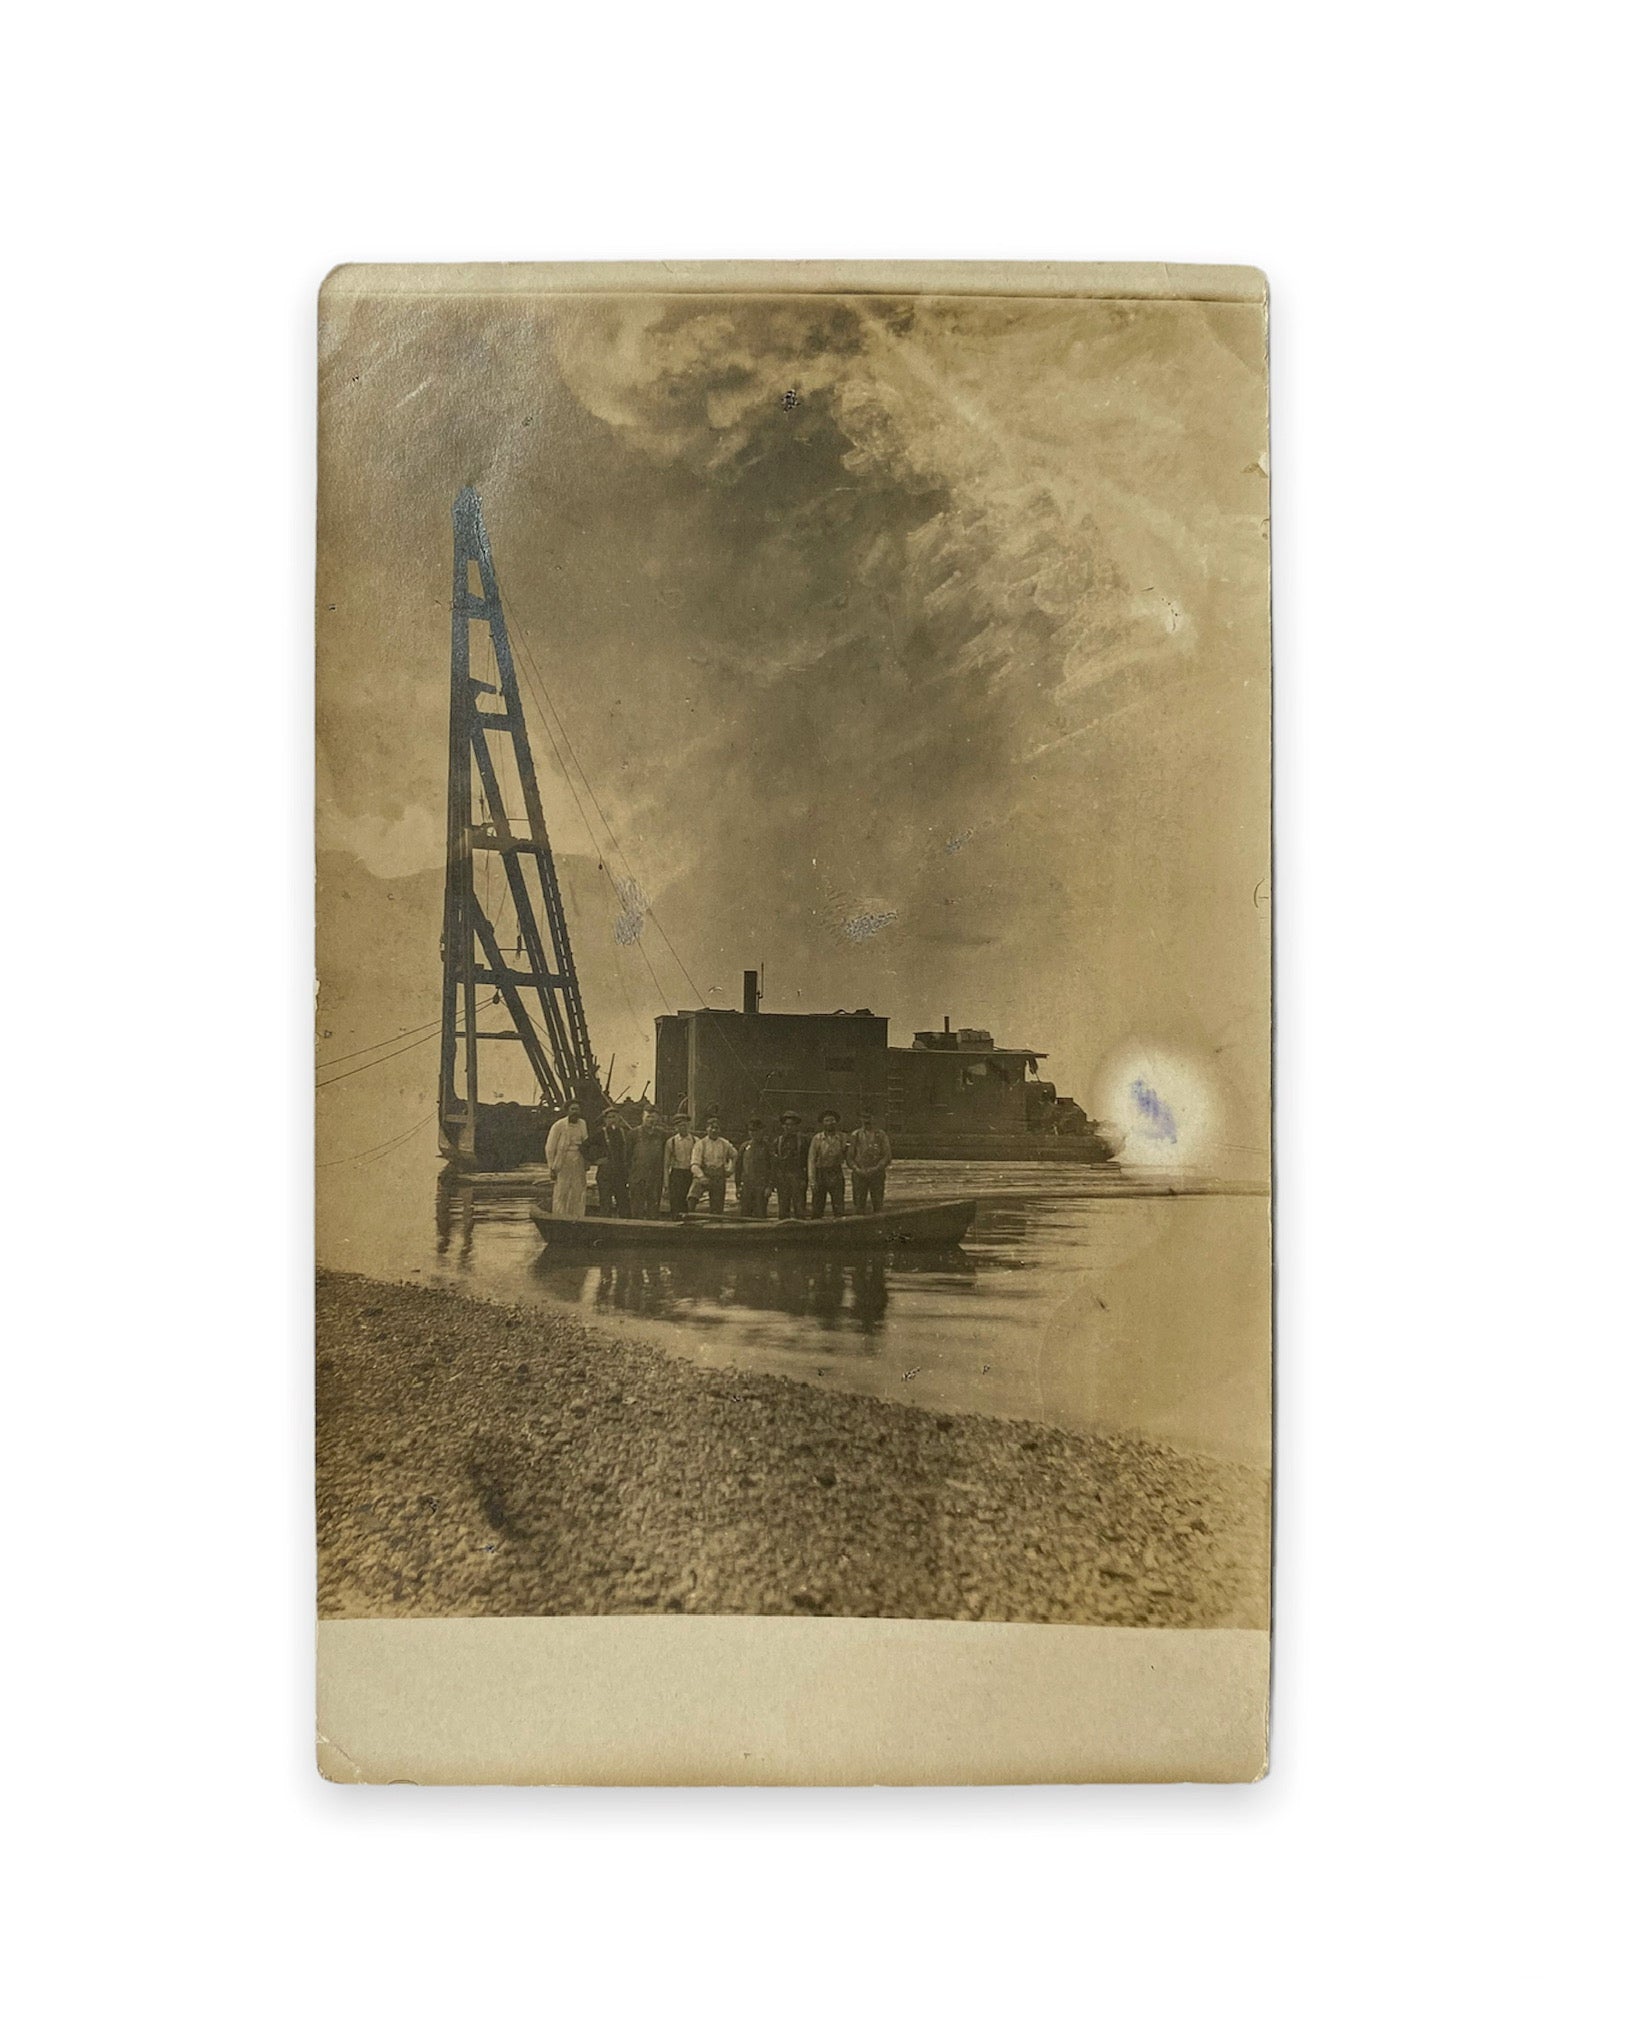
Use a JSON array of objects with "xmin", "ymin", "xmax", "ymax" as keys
[{"xmin": 315, "ymin": 260, "xmax": 1272, "ymax": 1784}]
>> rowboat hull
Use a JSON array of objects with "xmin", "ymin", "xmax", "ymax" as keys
[{"xmin": 531, "ymin": 1197, "xmax": 978, "ymax": 1252}]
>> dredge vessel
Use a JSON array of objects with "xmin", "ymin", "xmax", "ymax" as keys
[{"xmin": 435, "ymin": 489, "xmax": 1120, "ymax": 1173}]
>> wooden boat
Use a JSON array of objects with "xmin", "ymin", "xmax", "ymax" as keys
[{"xmin": 531, "ymin": 1196, "xmax": 978, "ymax": 1253}]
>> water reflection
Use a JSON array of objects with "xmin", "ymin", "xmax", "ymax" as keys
[
  {"xmin": 535, "ymin": 1245, "xmax": 975, "ymax": 1339},
  {"xmin": 405, "ymin": 1161, "xmax": 1269, "ymax": 1465},
  {"xmin": 435, "ymin": 1169, "xmax": 540, "ymax": 1267}
]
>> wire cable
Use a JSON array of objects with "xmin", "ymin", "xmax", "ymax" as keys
[
  {"xmin": 504, "ymin": 604, "xmax": 713, "ymax": 1013},
  {"xmin": 499, "ymin": 592, "xmax": 769, "ymax": 1109},
  {"xmin": 499, "ymin": 608, "xmax": 682, "ymax": 1025},
  {"xmin": 317, "ymin": 1109, "xmax": 439, "ymax": 1168},
  {"xmin": 314, "ymin": 996, "xmax": 499, "ymax": 1089},
  {"xmin": 316, "ymin": 1011, "xmax": 443, "ymax": 1070},
  {"xmin": 315, "ymin": 1027, "xmax": 443, "ymax": 1088}
]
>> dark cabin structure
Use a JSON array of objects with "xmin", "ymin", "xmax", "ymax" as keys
[
  {"xmin": 653, "ymin": 974, "xmax": 1119, "ymax": 1160},
  {"xmin": 655, "ymin": 971, "xmax": 888, "ymax": 1130}
]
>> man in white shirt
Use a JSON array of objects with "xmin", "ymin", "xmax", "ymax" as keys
[
  {"xmin": 545, "ymin": 1099, "xmax": 591, "ymax": 1219},
  {"xmin": 690, "ymin": 1113, "xmax": 738, "ymax": 1214},
  {"xmin": 663, "ymin": 1113, "xmax": 697, "ymax": 1219}
]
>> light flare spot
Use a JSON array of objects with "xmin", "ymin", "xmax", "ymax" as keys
[{"xmin": 1129, "ymin": 1078, "xmax": 1178, "ymax": 1142}]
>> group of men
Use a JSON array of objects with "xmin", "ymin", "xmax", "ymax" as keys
[{"xmin": 547, "ymin": 1097, "xmax": 893, "ymax": 1222}]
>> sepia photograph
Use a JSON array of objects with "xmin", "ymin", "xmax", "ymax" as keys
[
  {"xmin": 17, "ymin": 0, "xmax": 1623, "ymax": 2005},
  {"xmin": 315, "ymin": 263, "xmax": 1272, "ymax": 1763}
]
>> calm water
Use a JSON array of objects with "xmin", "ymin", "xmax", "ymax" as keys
[{"xmin": 321, "ymin": 1160, "xmax": 1270, "ymax": 1468}]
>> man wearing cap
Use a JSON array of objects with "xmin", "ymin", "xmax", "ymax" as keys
[
  {"xmin": 735, "ymin": 1116, "xmax": 773, "ymax": 1219},
  {"xmin": 596, "ymin": 1106, "xmax": 631, "ymax": 1219},
  {"xmin": 663, "ymin": 1113, "xmax": 697, "ymax": 1219},
  {"xmin": 806, "ymin": 1108, "xmax": 849, "ymax": 1220},
  {"xmin": 690, "ymin": 1112, "xmax": 737, "ymax": 1215},
  {"xmin": 628, "ymin": 1107, "xmax": 667, "ymax": 1219},
  {"xmin": 848, "ymin": 1105, "xmax": 892, "ymax": 1215},
  {"xmin": 772, "ymin": 1109, "xmax": 810, "ymax": 1220}
]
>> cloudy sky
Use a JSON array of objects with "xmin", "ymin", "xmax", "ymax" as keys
[{"xmin": 317, "ymin": 278, "xmax": 1269, "ymax": 1164}]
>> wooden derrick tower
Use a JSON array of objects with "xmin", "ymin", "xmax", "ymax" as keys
[{"xmin": 438, "ymin": 487, "xmax": 598, "ymax": 1167}]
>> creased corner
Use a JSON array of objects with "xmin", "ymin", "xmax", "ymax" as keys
[{"xmin": 315, "ymin": 1729, "xmax": 366, "ymax": 1785}]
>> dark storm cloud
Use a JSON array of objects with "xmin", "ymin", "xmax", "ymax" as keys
[
  {"xmin": 541, "ymin": 296, "xmax": 1153, "ymax": 959},
  {"xmin": 317, "ymin": 285, "xmax": 1269, "ymax": 1134}
]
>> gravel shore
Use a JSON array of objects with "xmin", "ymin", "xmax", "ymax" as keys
[{"xmin": 317, "ymin": 1269, "xmax": 1269, "ymax": 1627}]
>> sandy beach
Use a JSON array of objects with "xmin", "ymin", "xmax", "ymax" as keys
[{"xmin": 317, "ymin": 1268, "xmax": 1269, "ymax": 1628}]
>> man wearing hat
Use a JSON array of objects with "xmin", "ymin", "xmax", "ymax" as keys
[
  {"xmin": 690, "ymin": 1111, "xmax": 737, "ymax": 1214},
  {"xmin": 806, "ymin": 1108, "xmax": 849, "ymax": 1221},
  {"xmin": 663, "ymin": 1112, "xmax": 697, "ymax": 1220},
  {"xmin": 772, "ymin": 1109, "xmax": 810, "ymax": 1220},
  {"xmin": 848, "ymin": 1105, "xmax": 892, "ymax": 1216}
]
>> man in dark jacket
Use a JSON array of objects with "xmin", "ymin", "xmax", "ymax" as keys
[
  {"xmin": 848, "ymin": 1107, "xmax": 892, "ymax": 1215},
  {"xmin": 736, "ymin": 1116, "xmax": 774, "ymax": 1218},
  {"xmin": 772, "ymin": 1110, "xmax": 810, "ymax": 1220},
  {"xmin": 596, "ymin": 1108, "xmax": 631, "ymax": 1218},
  {"xmin": 628, "ymin": 1108, "xmax": 667, "ymax": 1218}
]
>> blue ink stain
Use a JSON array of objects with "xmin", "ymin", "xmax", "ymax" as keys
[{"xmin": 1130, "ymin": 1079, "xmax": 1178, "ymax": 1143}]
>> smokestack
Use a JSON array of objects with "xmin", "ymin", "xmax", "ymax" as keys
[
  {"xmin": 944, "ymin": 1014, "xmax": 951, "ymax": 1035},
  {"xmin": 744, "ymin": 969, "xmax": 760, "ymax": 1017}
]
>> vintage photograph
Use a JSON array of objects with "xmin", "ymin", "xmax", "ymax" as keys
[{"xmin": 316, "ymin": 265, "xmax": 1272, "ymax": 1638}]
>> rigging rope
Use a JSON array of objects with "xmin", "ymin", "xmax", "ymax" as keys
[
  {"xmin": 314, "ymin": 996, "xmax": 499, "ymax": 1089},
  {"xmin": 317, "ymin": 1108, "xmax": 439, "ymax": 1168},
  {"xmin": 315, "ymin": 1027, "xmax": 443, "ymax": 1088},
  {"xmin": 316, "ymin": 1011, "xmax": 442, "ymax": 1070},
  {"xmin": 500, "ymin": 606, "xmax": 681, "ymax": 1024},
  {"xmin": 504, "ymin": 609, "xmax": 713, "ymax": 1010},
  {"xmin": 499, "ymin": 592, "xmax": 772, "ymax": 1110}
]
